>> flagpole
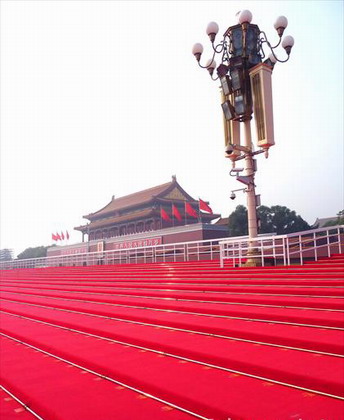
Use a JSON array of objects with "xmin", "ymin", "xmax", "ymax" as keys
[{"xmin": 184, "ymin": 202, "xmax": 187, "ymax": 226}]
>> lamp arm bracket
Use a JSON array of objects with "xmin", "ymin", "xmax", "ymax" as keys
[
  {"xmin": 197, "ymin": 50, "xmax": 217, "ymax": 69},
  {"xmin": 259, "ymin": 30, "xmax": 282, "ymax": 50},
  {"xmin": 251, "ymin": 149, "xmax": 265, "ymax": 156},
  {"xmin": 211, "ymin": 38, "xmax": 227, "ymax": 54},
  {"xmin": 230, "ymin": 148, "xmax": 266, "ymax": 162},
  {"xmin": 259, "ymin": 32, "xmax": 290, "ymax": 63},
  {"xmin": 230, "ymin": 154, "xmax": 246, "ymax": 162},
  {"xmin": 270, "ymin": 52, "xmax": 290, "ymax": 63},
  {"xmin": 232, "ymin": 144, "xmax": 250, "ymax": 153}
]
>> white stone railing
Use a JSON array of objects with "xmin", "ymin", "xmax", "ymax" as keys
[
  {"xmin": 219, "ymin": 225, "xmax": 344, "ymax": 267},
  {"xmin": 0, "ymin": 238, "xmax": 222, "ymax": 270},
  {"xmin": 1, "ymin": 226, "xmax": 343, "ymax": 270}
]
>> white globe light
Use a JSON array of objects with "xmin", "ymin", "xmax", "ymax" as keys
[
  {"xmin": 238, "ymin": 10, "xmax": 252, "ymax": 24},
  {"xmin": 274, "ymin": 16, "xmax": 288, "ymax": 30},
  {"xmin": 192, "ymin": 43, "xmax": 204, "ymax": 56},
  {"xmin": 282, "ymin": 35, "xmax": 294, "ymax": 49},
  {"xmin": 206, "ymin": 21, "xmax": 219, "ymax": 36},
  {"xmin": 205, "ymin": 58, "xmax": 216, "ymax": 69}
]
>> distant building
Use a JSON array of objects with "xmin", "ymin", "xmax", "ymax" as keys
[
  {"xmin": 312, "ymin": 217, "xmax": 338, "ymax": 228},
  {"xmin": 75, "ymin": 176, "xmax": 220, "ymax": 241},
  {"xmin": 215, "ymin": 217, "xmax": 229, "ymax": 226},
  {"xmin": 48, "ymin": 177, "xmax": 228, "ymax": 258}
]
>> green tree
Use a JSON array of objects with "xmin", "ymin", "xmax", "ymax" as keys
[
  {"xmin": 260, "ymin": 205, "xmax": 310, "ymax": 235},
  {"xmin": 256, "ymin": 205, "xmax": 273, "ymax": 234},
  {"xmin": 228, "ymin": 205, "xmax": 311, "ymax": 237},
  {"xmin": 228, "ymin": 205, "xmax": 248, "ymax": 236},
  {"xmin": 17, "ymin": 246, "xmax": 50, "ymax": 260}
]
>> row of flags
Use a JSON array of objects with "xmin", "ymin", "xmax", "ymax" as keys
[
  {"xmin": 160, "ymin": 199, "xmax": 213, "ymax": 222},
  {"xmin": 51, "ymin": 200, "xmax": 212, "ymax": 242},
  {"xmin": 52, "ymin": 231, "xmax": 70, "ymax": 242}
]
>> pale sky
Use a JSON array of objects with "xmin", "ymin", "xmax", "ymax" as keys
[{"xmin": 1, "ymin": 0, "xmax": 343, "ymax": 257}]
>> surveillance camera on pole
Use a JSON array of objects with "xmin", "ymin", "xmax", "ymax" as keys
[
  {"xmin": 225, "ymin": 144, "xmax": 250, "ymax": 157},
  {"xmin": 230, "ymin": 187, "xmax": 247, "ymax": 200}
]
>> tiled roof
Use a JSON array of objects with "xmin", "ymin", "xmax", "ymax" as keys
[
  {"xmin": 312, "ymin": 217, "xmax": 338, "ymax": 228},
  {"xmin": 85, "ymin": 180, "xmax": 175, "ymax": 220},
  {"xmin": 215, "ymin": 217, "xmax": 229, "ymax": 225},
  {"xmin": 76, "ymin": 209, "xmax": 157, "ymax": 231}
]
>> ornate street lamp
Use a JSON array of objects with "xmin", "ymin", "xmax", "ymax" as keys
[{"xmin": 192, "ymin": 10, "xmax": 294, "ymax": 265}]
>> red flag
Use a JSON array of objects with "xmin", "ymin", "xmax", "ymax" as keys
[
  {"xmin": 199, "ymin": 198, "xmax": 213, "ymax": 214},
  {"xmin": 56, "ymin": 232, "xmax": 61, "ymax": 241},
  {"xmin": 160, "ymin": 207, "xmax": 171, "ymax": 222},
  {"xmin": 66, "ymin": 231, "xmax": 70, "ymax": 240},
  {"xmin": 172, "ymin": 204, "xmax": 182, "ymax": 221},
  {"xmin": 185, "ymin": 202, "xmax": 198, "ymax": 218},
  {"xmin": 52, "ymin": 233, "xmax": 57, "ymax": 241},
  {"xmin": 61, "ymin": 231, "xmax": 65, "ymax": 240}
]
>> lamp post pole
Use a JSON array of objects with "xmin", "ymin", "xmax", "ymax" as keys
[
  {"xmin": 243, "ymin": 120, "xmax": 258, "ymax": 242},
  {"xmin": 192, "ymin": 10, "xmax": 294, "ymax": 265}
]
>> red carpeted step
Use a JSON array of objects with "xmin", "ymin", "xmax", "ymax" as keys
[
  {"xmin": 2, "ymin": 280, "xmax": 344, "ymax": 297},
  {"xmin": 1, "ymin": 300, "xmax": 343, "ymax": 397},
  {"xmin": 3, "ymin": 277, "xmax": 344, "ymax": 287},
  {"xmin": 0, "ymin": 336, "xmax": 195, "ymax": 420},
  {"xmin": 1, "ymin": 292, "xmax": 343, "ymax": 355},
  {"xmin": 15, "ymin": 270, "xmax": 340, "ymax": 278},
  {"xmin": 5, "ymin": 273, "xmax": 343, "ymax": 282},
  {"xmin": 1, "ymin": 288, "xmax": 343, "ymax": 328},
  {"xmin": 307, "ymin": 254, "xmax": 344, "ymax": 260},
  {"xmin": 303, "ymin": 262, "xmax": 344, "ymax": 269},
  {"xmin": 2, "ymin": 283, "xmax": 343, "ymax": 310},
  {"xmin": 1, "ymin": 254, "xmax": 344, "ymax": 419},
  {"xmin": 0, "ymin": 387, "xmax": 37, "ymax": 420},
  {"xmin": 2, "ymin": 263, "xmax": 344, "ymax": 279},
  {"xmin": 7, "ymin": 269, "xmax": 342, "ymax": 279},
  {"xmin": 2, "ymin": 255, "xmax": 343, "ymax": 273},
  {"xmin": 1, "ymin": 314, "xmax": 343, "ymax": 420}
]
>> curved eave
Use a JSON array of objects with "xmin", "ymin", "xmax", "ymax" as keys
[
  {"xmin": 85, "ymin": 198, "xmax": 156, "ymax": 222},
  {"xmin": 83, "ymin": 199, "xmax": 114, "ymax": 220},
  {"xmin": 84, "ymin": 180, "xmax": 177, "ymax": 221},
  {"xmin": 74, "ymin": 225, "xmax": 88, "ymax": 233},
  {"xmin": 156, "ymin": 198, "xmax": 198, "ymax": 205},
  {"xmin": 201, "ymin": 212, "xmax": 221, "ymax": 221},
  {"xmin": 77, "ymin": 209, "xmax": 159, "ymax": 231}
]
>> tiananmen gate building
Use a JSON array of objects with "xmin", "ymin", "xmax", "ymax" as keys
[{"xmin": 48, "ymin": 176, "xmax": 228, "ymax": 257}]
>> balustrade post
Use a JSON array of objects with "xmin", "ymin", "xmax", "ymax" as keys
[
  {"xmin": 220, "ymin": 243, "xmax": 224, "ymax": 268},
  {"xmin": 313, "ymin": 232, "xmax": 318, "ymax": 261},
  {"xmin": 299, "ymin": 235, "xmax": 303, "ymax": 265},
  {"xmin": 338, "ymin": 227, "xmax": 342, "ymax": 254}
]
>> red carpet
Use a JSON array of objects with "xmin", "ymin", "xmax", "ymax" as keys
[{"xmin": 1, "ymin": 254, "xmax": 344, "ymax": 419}]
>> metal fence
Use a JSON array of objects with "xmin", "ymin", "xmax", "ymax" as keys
[
  {"xmin": 1, "ymin": 226, "xmax": 343, "ymax": 271},
  {"xmin": 219, "ymin": 225, "xmax": 344, "ymax": 267},
  {"xmin": 0, "ymin": 238, "xmax": 222, "ymax": 270}
]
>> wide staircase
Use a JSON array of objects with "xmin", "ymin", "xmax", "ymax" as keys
[{"xmin": 1, "ymin": 254, "xmax": 343, "ymax": 420}]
